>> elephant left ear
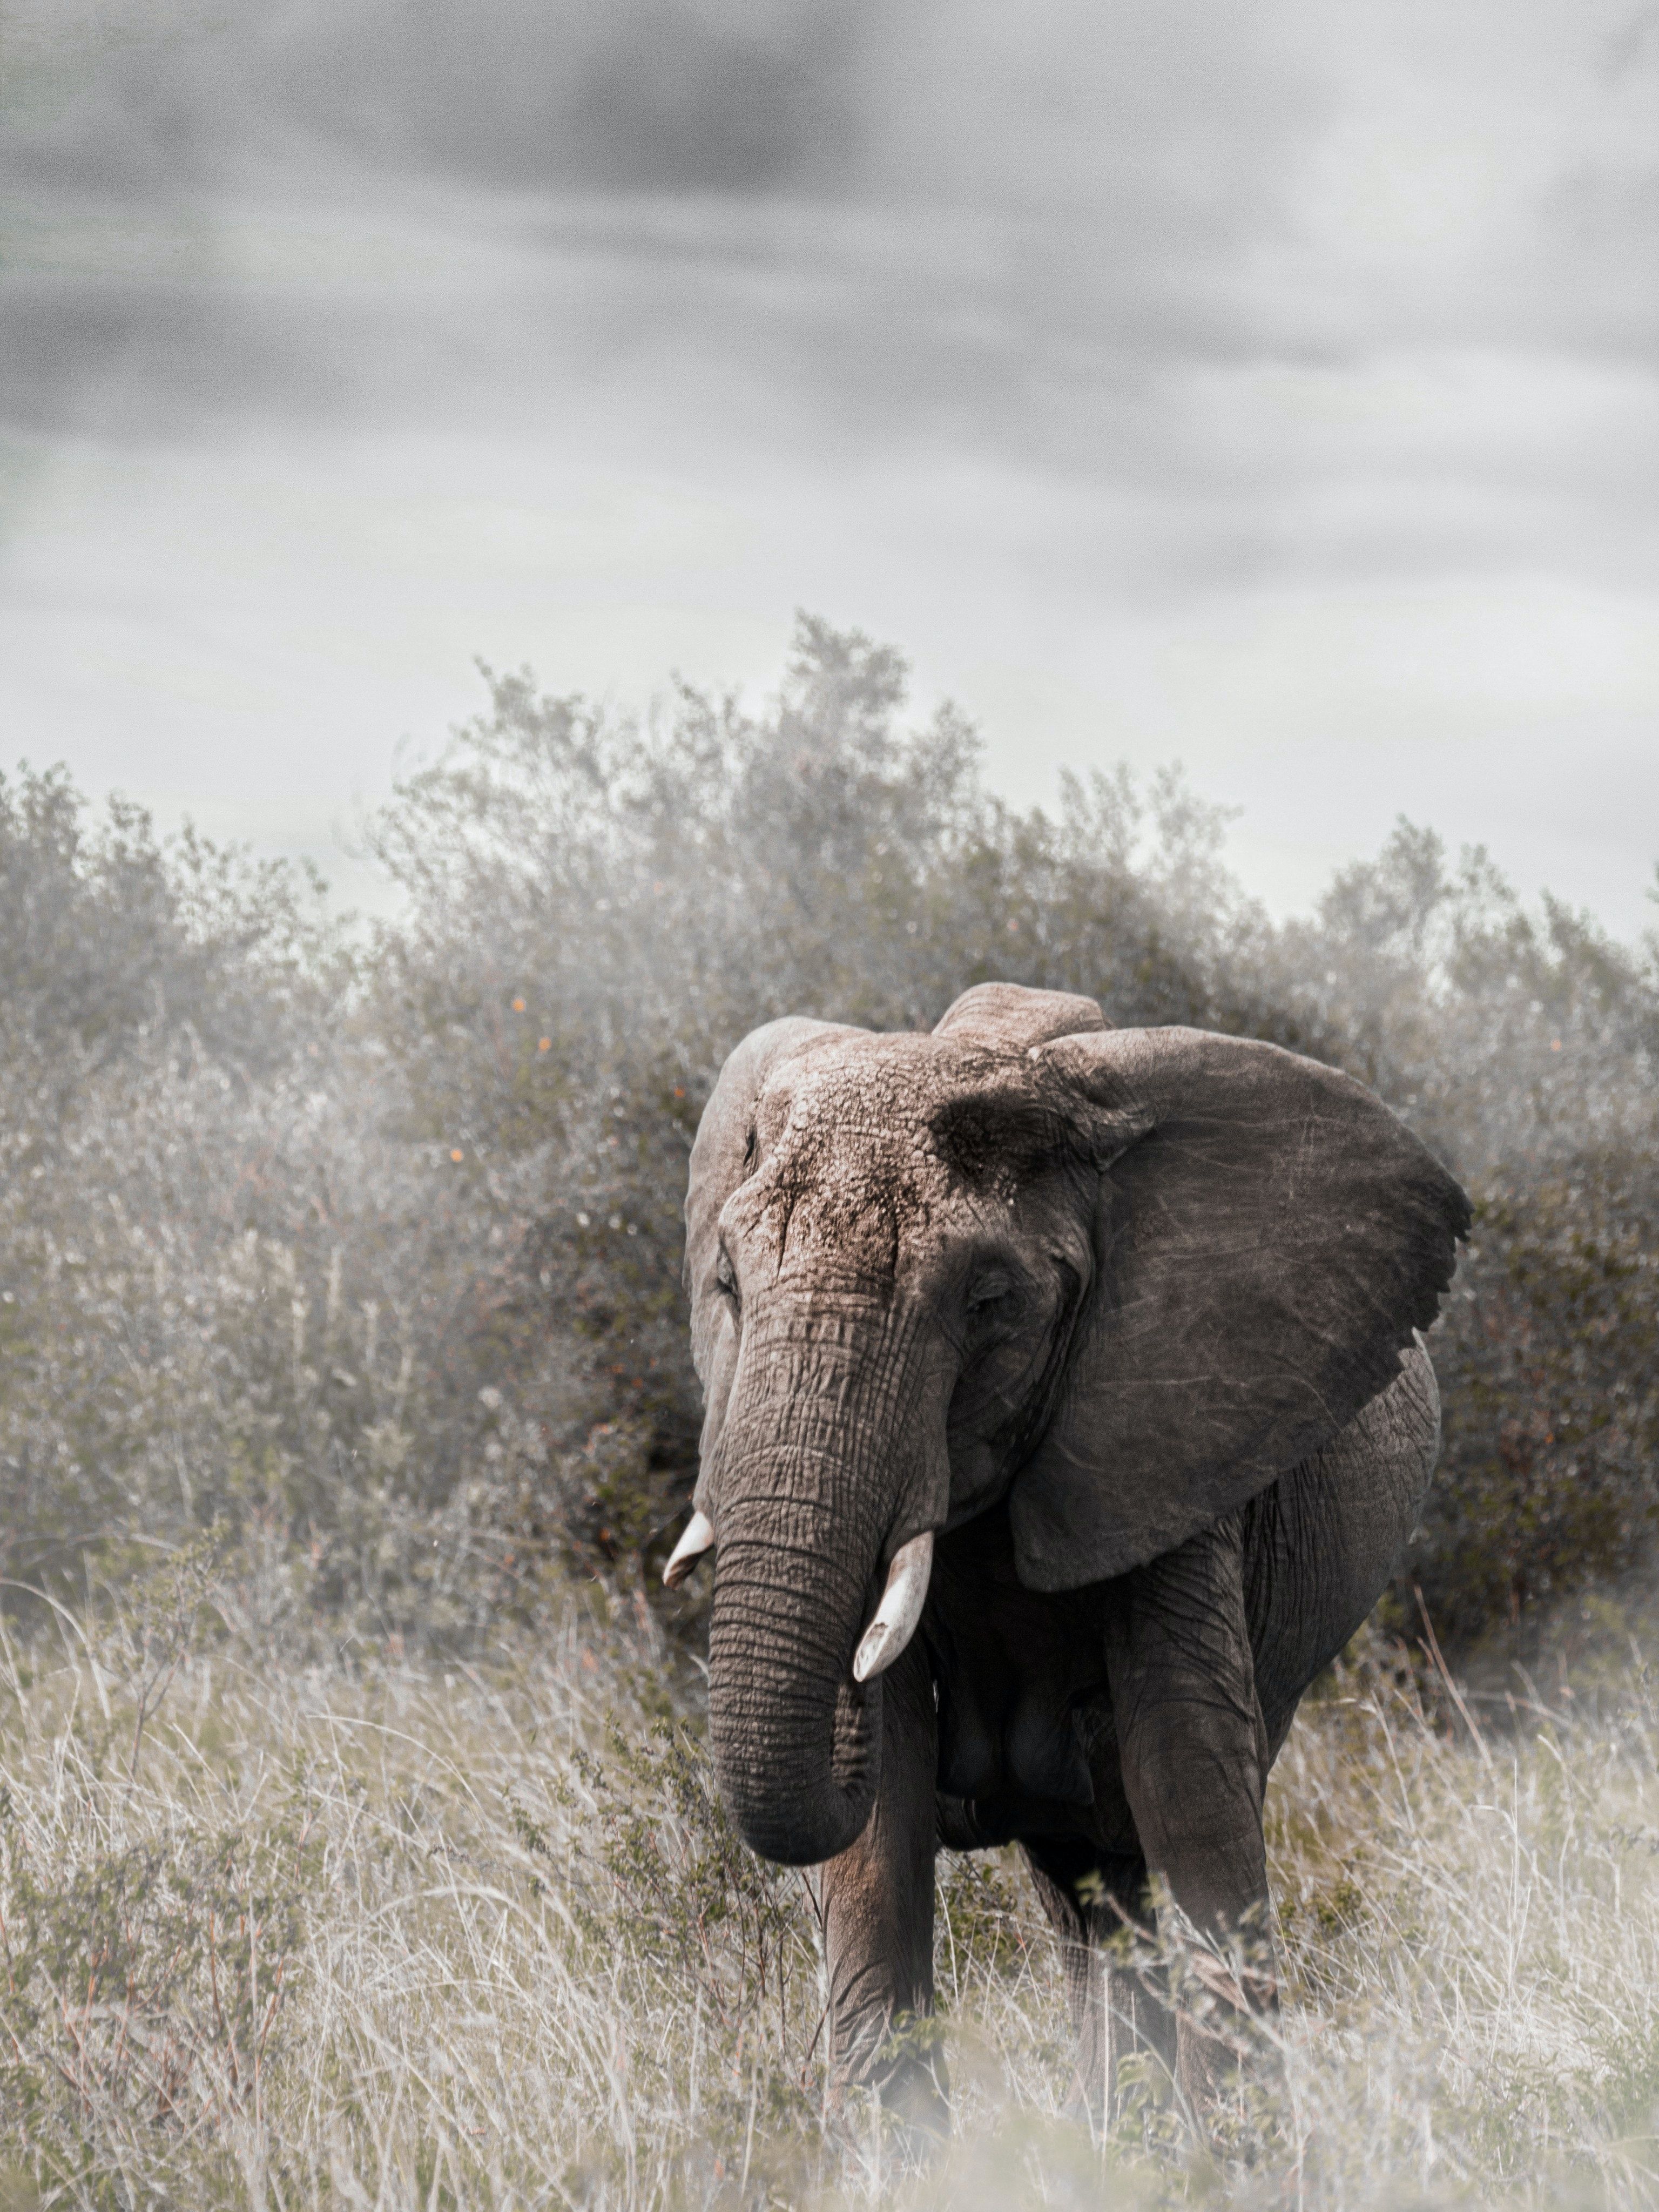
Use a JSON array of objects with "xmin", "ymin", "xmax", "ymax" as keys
[{"xmin": 1010, "ymin": 1025, "xmax": 1471, "ymax": 1591}]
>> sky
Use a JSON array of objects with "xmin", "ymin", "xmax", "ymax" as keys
[{"xmin": 2, "ymin": 0, "xmax": 1656, "ymax": 936}]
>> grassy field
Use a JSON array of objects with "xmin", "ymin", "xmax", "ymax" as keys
[
  {"xmin": 5, "ymin": 1593, "xmax": 1659, "ymax": 2210},
  {"xmin": 6, "ymin": 683, "xmax": 1659, "ymax": 2205}
]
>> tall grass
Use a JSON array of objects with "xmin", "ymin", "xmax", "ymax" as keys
[{"xmin": 8, "ymin": 1609, "xmax": 1659, "ymax": 2208}]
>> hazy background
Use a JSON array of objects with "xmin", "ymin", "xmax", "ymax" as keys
[{"xmin": 3, "ymin": 0, "xmax": 1655, "ymax": 932}]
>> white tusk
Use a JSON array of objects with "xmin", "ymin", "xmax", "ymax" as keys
[
  {"xmin": 662, "ymin": 1509, "xmax": 716, "ymax": 1588},
  {"xmin": 852, "ymin": 1531, "xmax": 934, "ymax": 1683}
]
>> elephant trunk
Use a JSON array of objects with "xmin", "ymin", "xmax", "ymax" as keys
[
  {"xmin": 705, "ymin": 1310, "xmax": 945, "ymax": 1866},
  {"xmin": 708, "ymin": 1501, "xmax": 882, "ymax": 1865}
]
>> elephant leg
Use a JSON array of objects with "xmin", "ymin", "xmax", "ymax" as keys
[
  {"xmin": 811, "ymin": 1637, "xmax": 945, "ymax": 2134},
  {"xmin": 1104, "ymin": 1510, "xmax": 1279, "ymax": 2120},
  {"xmin": 1022, "ymin": 1838, "xmax": 1174, "ymax": 2131}
]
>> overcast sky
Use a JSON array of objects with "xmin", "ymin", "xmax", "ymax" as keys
[{"xmin": 3, "ymin": 0, "xmax": 1655, "ymax": 934}]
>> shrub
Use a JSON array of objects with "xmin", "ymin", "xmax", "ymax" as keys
[{"xmin": 2, "ymin": 617, "xmax": 1655, "ymax": 1652}]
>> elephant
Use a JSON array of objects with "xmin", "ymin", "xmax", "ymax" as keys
[{"xmin": 662, "ymin": 981, "xmax": 1469, "ymax": 2129}]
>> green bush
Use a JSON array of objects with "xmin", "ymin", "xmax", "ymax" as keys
[{"xmin": 2, "ymin": 617, "xmax": 1655, "ymax": 1655}]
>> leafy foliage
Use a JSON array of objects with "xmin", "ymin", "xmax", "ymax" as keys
[{"xmin": 2, "ymin": 617, "xmax": 1656, "ymax": 1653}]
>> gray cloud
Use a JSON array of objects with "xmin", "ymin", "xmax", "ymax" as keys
[
  {"xmin": 7, "ymin": 0, "xmax": 877, "ymax": 197},
  {"xmin": 1, "ymin": 0, "xmax": 1654, "ymax": 939},
  {"xmin": 2, "ymin": 0, "xmax": 1340, "ymax": 464},
  {"xmin": 311, "ymin": 2, "xmax": 869, "ymax": 195},
  {"xmin": 11, "ymin": 0, "xmax": 1654, "ymax": 417}
]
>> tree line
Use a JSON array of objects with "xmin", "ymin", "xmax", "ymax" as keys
[{"xmin": 3, "ymin": 615, "xmax": 1655, "ymax": 1657}]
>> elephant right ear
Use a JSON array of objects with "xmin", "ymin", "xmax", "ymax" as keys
[
  {"xmin": 1010, "ymin": 1025, "xmax": 1471, "ymax": 1591},
  {"xmin": 684, "ymin": 1018, "xmax": 859, "ymax": 1390}
]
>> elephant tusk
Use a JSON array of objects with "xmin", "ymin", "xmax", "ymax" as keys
[
  {"xmin": 852, "ymin": 1531, "xmax": 934, "ymax": 1683},
  {"xmin": 662, "ymin": 1509, "xmax": 716, "ymax": 1588}
]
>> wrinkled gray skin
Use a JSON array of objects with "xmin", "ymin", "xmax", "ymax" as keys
[{"xmin": 682, "ymin": 984, "xmax": 1469, "ymax": 2129}]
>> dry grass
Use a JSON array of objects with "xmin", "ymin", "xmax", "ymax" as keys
[{"xmin": 5, "ymin": 1597, "xmax": 1659, "ymax": 2209}]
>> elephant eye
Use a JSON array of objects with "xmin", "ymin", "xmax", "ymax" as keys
[
  {"xmin": 715, "ymin": 1248, "xmax": 740, "ymax": 1303},
  {"xmin": 966, "ymin": 1267, "xmax": 1013, "ymax": 1313}
]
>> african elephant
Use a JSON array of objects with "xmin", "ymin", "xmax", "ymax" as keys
[{"xmin": 664, "ymin": 982, "xmax": 1468, "ymax": 2127}]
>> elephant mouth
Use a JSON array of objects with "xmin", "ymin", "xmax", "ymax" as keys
[
  {"xmin": 684, "ymin": 1516, "xmax": 937, "ymax": 1865},
  {"xmin": 703, "ymin": 1502, "xmax": 943, "ymax": 1864},
  {"xmin": 667, "ymin": 1516, "xmax": 932, "ymax": 1681}
]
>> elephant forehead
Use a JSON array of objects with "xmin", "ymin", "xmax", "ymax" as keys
[
  {"xmin": 756, "ymin": 1035, "xmax": 988, "ymax": 1185},
  {"xmin": 740, "ymin": 1038, "xmax": 980, "ymax": 1274},
  {"xmin": 760, "ymin": 1031, "xmax": 993, "ymax": 1135}
]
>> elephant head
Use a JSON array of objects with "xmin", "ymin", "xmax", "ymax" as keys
[{"xmin": 675, "ymin": 983, "xmax": 1469, "ymax": 1866}]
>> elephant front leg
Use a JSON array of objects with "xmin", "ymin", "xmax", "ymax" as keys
[
  {"xmin": 1104, "ymin": 1512, "xmax": 1280, "ymax": 2123},
  {"xmin": 810, "ymin": 1638, "xmax": 945, "ymax": 2135},
  {"xmin": 1023, "ymin": 1840, "xmax": 1174, "ymax": 2132}
]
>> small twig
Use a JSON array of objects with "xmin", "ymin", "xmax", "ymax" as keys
[
  {"xmin": 130, "ymin": 1649, "xmax": 185, "ymax": 1782},
  {"xmin": 799, "ymin": 1997, "xmax": 830, "ymax": 2082},
  {"xmin": 208, "ymin": 1911, "xmax": 240, "ymax": 2098},
  {"xmin": 248, "ymin": 1896, "xmax": 261, "ymax": 2126},
  {"xmin": 739, "ymin": 2054, "xmax": 759, "ymax": 2196},
  {"xmin": 78, "ymin": 1952, "xmax": 105, "ymax": 2083},
  {"xmin": 49, "ymin": 2051, "xmax": 91, "ymax": 2100},
  {"xmin": 152, "ymin": 2032, "xmax": 193, "ymax": 2123},
  {"xmin": 110, "ymin": 1967, "xmax": 136, "ymax": 2090},
  {"xmin": 255, "ymin": 1956, "xmax": 287, "ymax": 2066}
]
